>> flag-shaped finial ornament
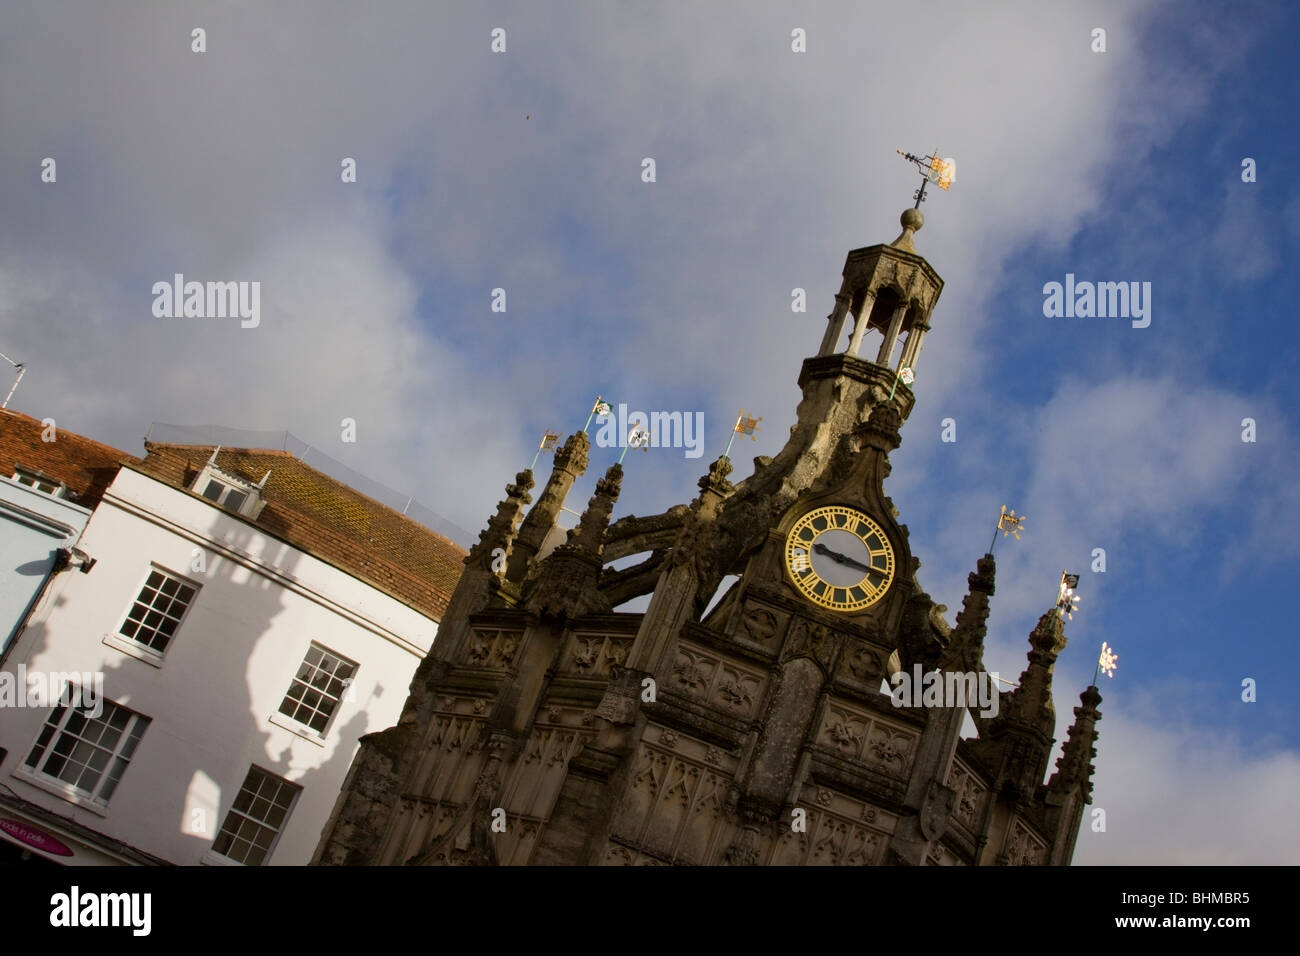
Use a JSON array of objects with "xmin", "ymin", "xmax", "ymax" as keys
[
  {"xmin": 897, "ymin": 148, "xmax": 957, "ymax": 207},
  {"xmin": 927, "ymin": 154, "xmax": 957, "ymax": 191},
  {"xmin": 1056, "ymin": 571, "xmax": 1081, "ymax": 619},
  {"xmin": 988, "ymin": 505, "xmax": 1025, "ymax": 555},
  {"xmin": 735, "ymin": 410, "xmax": 762, "ymax": 438},
  {"xmin": 887, "ymin": 367, "xmax": 915, "ymax": 402},
  {"xmin": 529, "ymin": 429, "xmax": 562, "ymax": 471},
  {"xmin": 617, "ymin": 423, "xmax": 651, "ymax": 464},
  {"xmin": 999, "ymin": 505, "xmax": 1025, "ymax": 539},
  {"xmin": 722, "ymin": 409, "xmax": 762, "ymax": 460},
  {"xmin": 1097, "ymin": 641, "xmax": 1118, "ymax": 679},
  {"xmin": 583, "ymin": 395, "xmax": 614, "ymax": 434}
]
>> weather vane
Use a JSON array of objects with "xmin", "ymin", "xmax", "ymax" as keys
[
  {"xmin": 1056, "ymin": 571, "xmax": 1081, "ymax": 620},
  {"xmin": 988, "ymin": 505, "xmax": 1025, "ymax": 555},
  {"xmin": 1093, "ymin": 641, "xmax": 1118, "ymax": 684},
  {"xmin": 529, "ymin": 429, "xmax": 560, "ymax": 471},
  {"xmin": 896, "ymin": 148, "xmax": 956, "ymax": 208}
]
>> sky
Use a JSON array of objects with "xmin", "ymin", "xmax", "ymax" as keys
[{"xmin": 1, "ymin": 0, "xmax": 1297, "ymax": 864}]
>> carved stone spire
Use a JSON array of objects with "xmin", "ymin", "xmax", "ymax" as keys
[
  {"xmin": 465, "ymin": 470, "xmax": 534, "ymax": 573},
  {"xmin": 942, "ymin": 553, "xmax": 996, "ymax": 731},
  {"xmin": 422, "ymin": 470, "xmax": 532, "ymax": 671},
  {"xmin": 1049, "ymin": 685, "xmax": 1103, "ymax": 801},
  {"xmin": 525, "ymin": 463, "xmax": 622, "ymax": 622},
  {"xmin": 615, "ymin": 456, "xmax": 734, "ymax": 710},
  {"xmin": 567, "ymin": 463, "xmax": 623, "ymax": 554},
  {"xmin": 506, "ymin": 431, "xmax": 590, "ymax": 581},
  {"xmin": 981, "ymin": 609, "xmax": 1069, "ymax": 797}
]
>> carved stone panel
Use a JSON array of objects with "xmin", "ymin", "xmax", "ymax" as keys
[
  {"xmin": 839, "ymin": 638, "xmax": 891, "ymax": 686},
  {"xmin": 769, "ymin": 797, "xmax": 892, "ymax": 867},
  {"xmin": 670, "ymin": 640, "xmax": 767, "ymax": 719},
  {"xmin": 946, "ymin": 759, "xmax": 988, "ymax": 835},
  {"xmin": 1003, "ymin": 817, "xmax": 1049, "ymax": 866},
  {"xmin": 816, "ymin": 699, "xmax": 920, "ymax": 780},
  {"xmin": 459, "ymin": 627, "xmax": 525, "ymax": 669},
  {"xmin": 607, "ymin": 739, "xmax": 735, "ymax": 865},
  {"xmin": 559, "ymin": 631, "xmax": 633, "ymax": 678},
  {"xmin": 734, "ymin": 604, "xmax": 786, "ymax": 648}
]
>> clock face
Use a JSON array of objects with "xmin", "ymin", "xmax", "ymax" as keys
[{"xmin": 784, "ymin": 505, "xmax": 895, "ymax": 612}]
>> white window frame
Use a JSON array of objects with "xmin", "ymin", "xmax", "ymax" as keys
[
  {"xmin": 209, "ymin": 765, "xmax": 301, "ymax": 866},
  {"xmin": 191, "ymin": 462, "xmax": 265, "ymax": 518},
  {"xmin": 106, "ymin": 564, "xmax": 200, "ymax": 663},
  {"xmin": 20, "ymin": 692, "xmax": 150, "ymax": 809},
  {"xmin": 274, "ymin": 642, "xmax": 358, "ymax": 739},
  {"xmin": 11, "ymin": 467, "xmax": 67, "ymax": 498}
]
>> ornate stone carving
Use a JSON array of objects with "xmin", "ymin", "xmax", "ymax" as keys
[
  {"xmin": 919, "ymin": 780, "xmax": 956, "ymax": 841},
  {"xmin": 563, "ymin": 632, "xmax": 634, "ymax": 678},
  {"xmin": 738, "ymin": 606, "xmax": 780, "ymax": 645},
  {"xmin": 670, "ymin": 642, "xmax": 767, "ymax": 719},
  {"xmin": 459, "ymin": 628, "xmax": 526, "ymax": 669},
  {"xmin": 817, "ymin": 701, "xmax": 919, "ymax": 779}
]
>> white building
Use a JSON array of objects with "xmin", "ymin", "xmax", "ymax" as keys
[{"xmin": 0, "ymin": 427, "xmax": 465, "ymax": 866}]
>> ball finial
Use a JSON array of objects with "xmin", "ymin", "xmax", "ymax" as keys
[{"xmin": 891, "ymin": 208, "xmax": 924, "ymax": 252}]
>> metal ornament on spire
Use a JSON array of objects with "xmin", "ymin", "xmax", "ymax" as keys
[
  {"xmin": 988, "ymin": 505, "xmax": 1025, "ymax": 555},
  {"xmin": 1093, "ymin": 641, "xmax": 1118, "ymax": 684},
  {"xmin": 529, "ymin": 429, "xmax": 560, "ymax": 471},
  {"xmin": 896, "ymin": 148, "xmax": 956, "ymax": 208},
  {"xmin": 721, "ymin": 409, "xmax": 762, "ymax": 461},
  {"xmin": 617, "ymin": 424, "xmax": 651, "ymax": 465},
  {"xmin": 583, "ymin": 396, "xmax": 613, "ymax": 434},
  {"xmin": 1056, "ymin": 571, "xmax": 1081, "ymax": 620}
]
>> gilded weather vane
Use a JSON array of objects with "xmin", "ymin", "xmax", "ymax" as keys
[{"xmin": 896, "ymin": 148, "xmax": 956, "ymax": 208}]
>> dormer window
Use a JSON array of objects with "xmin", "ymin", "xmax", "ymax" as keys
[
  {"xmin": 191, "ymin": 448, "xmax": 268, "ymax": 519},
  {"xmin": 12, "ymin": 467, "xmax": 67, "ymax": 498},
  {"xmin": 201, "ymin": 477, "xmax": 249, "ymax": 512}
]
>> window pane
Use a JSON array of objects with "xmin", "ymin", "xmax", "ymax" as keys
[{"xmin": 202, "ymin": 481, "xmax": 223, "ymax": 500}]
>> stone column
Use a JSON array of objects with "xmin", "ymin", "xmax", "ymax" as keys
[
  {"xmin": 845, "ymin": 290, "xmax": 878, "ymax": 357},
  {"xmin": 875, "ymin": 302, "xmax": 909, "ymax": 366},
  {"xmin": 817, "ymin": 291, "xmax": 852, "ymax": 356},
  {"xmin": 899, "ymin": 320, "xmax": 931, "ymax": 371}
]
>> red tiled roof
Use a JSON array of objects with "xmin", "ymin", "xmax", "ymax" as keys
[
  {"xmin": 128, "ymin": 443, "xmax": 467, "ymax": 620},
  {"xmin": 0, "ymin": 408, "xmax": 135, "ymax": 509}
]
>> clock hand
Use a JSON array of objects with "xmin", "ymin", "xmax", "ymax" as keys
[
  {"xmin": 812, "ymin": 542, "xmax": 849, "ymax": 565},
  {"xmin": 813, "ymin": 543, "xmax": 878, "ymax": 576},
  {"xmin": 839, "ymin": 555, "xmax": 874, "ymax": 574}
]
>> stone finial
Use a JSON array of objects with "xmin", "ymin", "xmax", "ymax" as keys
[
  {"xmin": 1049, "ymin": 685, "xmax": 1103, "ymax": 801},
  {"xmin": 699, "ymin": 455, "xmax": 734, "ymax": 495},
  {"xmin": 568, "ymin": 463, "xmax": 623, "ymax": 554},
  {"xmin": 941, "ymin": 553, "xmax": 996, "ymax": 675},
  {"xmin": 466, "ymin": 470, "xmax": 534, "ymax": 568},
  {"xmin": 890, "ymin": 207, "xmax": 924, "ymax": 253}
]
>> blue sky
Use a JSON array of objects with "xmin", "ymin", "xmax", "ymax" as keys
[{"xmin": 1, "ymin": 0, "xmax": 1297, "ymax": 862}]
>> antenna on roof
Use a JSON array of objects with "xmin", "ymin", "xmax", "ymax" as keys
[{"xmin": 0, "ymin": 350, "xmax": 26, "ymax": 410}]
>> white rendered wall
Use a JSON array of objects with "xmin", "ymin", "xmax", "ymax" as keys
[{"xmin": 0, "ymin": 467, "xmax": 438, "ymax": 865}]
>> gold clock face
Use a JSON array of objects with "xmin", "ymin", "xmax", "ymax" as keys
[{"xmin": 785, "ymin": 505, "xmax": 895, "ymax": 612}]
